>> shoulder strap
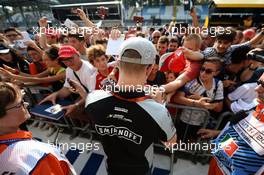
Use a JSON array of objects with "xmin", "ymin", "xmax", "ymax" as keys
[
  {"xmin": 212, "ymin": 78, "xmax": 220, "ymax": 100},
  {"xmin": 197, "ymin": 78, "xmax": 207, "ymax": 96},
  {"xmin": 198, "ymin": 78, "xmax": 219, "ymax": 100},
  {"xmin": 73, "ymin": 71, "xmax": 89, "ymax": 93}
]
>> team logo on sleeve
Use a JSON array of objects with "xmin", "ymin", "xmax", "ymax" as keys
[{"xmin": 220, "ymin": 134, "xmax": 239, "ymax": 157}]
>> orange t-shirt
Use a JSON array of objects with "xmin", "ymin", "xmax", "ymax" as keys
[{"xmin": 0, "ymin": 131, "xmax": 70, "ymax": 175}]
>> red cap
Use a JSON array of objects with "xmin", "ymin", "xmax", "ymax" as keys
[
  {"xmin": 243, "ymin": 29, "xmax": 256, "ymax": 40},
  {"xmin": 59, "ymin": 45, "xmax": 79, "ymax": 59},
  {"xmin": 168, "ymin": 48, "xmax": 186, "ymax": 73}
]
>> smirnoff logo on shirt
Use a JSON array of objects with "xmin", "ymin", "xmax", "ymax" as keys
[{"xmin": 95, "ymin": 124, "xmax": 142, "ymax": 144}]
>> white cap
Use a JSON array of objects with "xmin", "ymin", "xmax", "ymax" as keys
[
  {"xmin": 0, "ymin": 43, "xmax": 10, "ymax": 54},
  {"xmin": 118, "ymin": 37, "xmax": 157, "ymax": 65}
]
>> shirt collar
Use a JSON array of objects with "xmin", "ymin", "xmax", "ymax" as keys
[
  {"xmin": 253, "ymin": 102, "xmax": 264, "ymax": 122},
  {"xmin": 0, "ymin": 131, "xmax": 32, "ymax": 141}
]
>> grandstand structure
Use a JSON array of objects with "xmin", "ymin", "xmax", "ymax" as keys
[{"xmin": 0, "ymin": 0, "xmax": 59, "ymax": 29}]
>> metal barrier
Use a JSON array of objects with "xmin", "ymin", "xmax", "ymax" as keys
[
  {"xmin": 23, "ymin": 85, "xmax": 54, "ymax": 107},
  {"xmin": 159, "ymin": 104, "xmax": 236, "ymax": 175},
  {"xmin": 214, "ymin": 111, "xmax": 234, "ymax": 130},
  {"xmin": 24, "ymin": 85, "xmax": 93, "ymax": 143},
  {"xmin": 154, "ymin": 103, "xmax": 212, "ymax": 175}
]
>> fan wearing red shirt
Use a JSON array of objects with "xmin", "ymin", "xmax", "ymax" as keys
[{"xmin": 87, "ymin": 44, "xmax": 118, "ymax": 90}]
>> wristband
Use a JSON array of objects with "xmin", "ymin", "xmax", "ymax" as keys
[{"xmin": 14, "ymin": 69, "xmax": 19, "ymax": 75}]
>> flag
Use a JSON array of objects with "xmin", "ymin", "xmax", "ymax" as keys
[{"xmin": 220, "ymin": 134, "xmax": 239, "ymax": 157}]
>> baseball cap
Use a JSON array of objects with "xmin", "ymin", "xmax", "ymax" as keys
[
  {"xmin": 243, "ymin": 29, "xmax": 256, "ymax": 40},
  {"xmin": 58, "ymin": 45, "xmax": 79, "ymax": 59},
  {"xmin": 0, "ymin": 43, "xmax": 10, "ymax": 54},
  {"xmin": 118, "ymin": 37, "xmax": 157, "ymax": 65}
]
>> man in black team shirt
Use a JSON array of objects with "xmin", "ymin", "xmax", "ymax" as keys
[{"xmin": 83, "ymin": 37, "xmax": 177, "ymax": 175}]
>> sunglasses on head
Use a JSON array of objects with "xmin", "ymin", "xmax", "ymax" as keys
[
  {"xmin": 200, "ymin": 67, "xmax": 215, "ymax": 74},
  {"xmin": 257, "ymin": 80, "xmax": 264, "ymax": 88}
]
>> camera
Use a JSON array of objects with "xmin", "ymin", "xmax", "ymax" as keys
[{"xmin": 247, "ymin": 49, "xmax": 264, "ymax": 63}]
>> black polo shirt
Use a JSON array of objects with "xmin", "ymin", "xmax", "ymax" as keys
[{"xmin": 85, "ymin": 90, "xmax": 176, "ymax": 175}]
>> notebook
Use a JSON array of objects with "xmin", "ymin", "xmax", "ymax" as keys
[{"xmin": 30, "ymin": 100, "xmax": 73, "ymax": 120}]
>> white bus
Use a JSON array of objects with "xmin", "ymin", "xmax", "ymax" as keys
[{"xmin": 51, "ymin": 1, "xmax": 124, "ymax": 27}]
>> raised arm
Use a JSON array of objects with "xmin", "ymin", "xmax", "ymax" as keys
[
  {"xmin": 248, "ymin": 27, "xmax": 264, "ymax": 46},
  {"xmin": 76, "ymin": 8, "xmax": 95, "ymax": 28},
  {"xmin": 0, "ymin": 68, "xmax": 65, "ymax": 84},
  {"xmin": 38, "ymin": 17, "xmax": 50, "ymax": 50},
  {"xmin": 183, "ymin": 47, "xmax": 204, "ymax": 61},
  {"xmin": 12, "ymin": 71, "xmax": 65, "ymax": 84},
  {"xmin": 25, "ymin": 40, "xmax": 44, "ymax": 55},
  {"xmin": 190, "ymin": 7, "xmax": 199, "ymax": 28}
]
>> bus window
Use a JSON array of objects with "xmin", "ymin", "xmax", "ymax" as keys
[{"xmin": 51, "ymin": 1, "xmax": 124, "ymax": 27}]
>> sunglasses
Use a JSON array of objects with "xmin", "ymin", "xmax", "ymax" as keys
[
  {"xmin": 200, "ymin": 67, "xmax": 215, "ymax": 74},
  {"xmin": 6, "ymin": 100, "xmax": 29, "ymax": 111},
  {"xmin": 257, "ymin": 80, "xmax": 264, "ymax": 88},
  {"xmin": 153, "ymin": 36, "xmax": 160, "ymax": 39}
]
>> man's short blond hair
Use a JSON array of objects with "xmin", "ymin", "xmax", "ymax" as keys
[
  {"xmin": 185, "ymin": 34, "xmax": 202, "ymax": 48},
  {"xmin": 119, "ymin": 49, "xmax": 149, "ymax": 74}
]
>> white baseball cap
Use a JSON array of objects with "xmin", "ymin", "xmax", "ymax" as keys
[
  {"xmin": 118, "ymin": 37, "xmax": 157, "ymax": 65},
  {"xmin": 0, "ymin": 43, "xmax": 10, "ymax": 54}
]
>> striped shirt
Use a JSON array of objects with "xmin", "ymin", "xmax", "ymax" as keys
[
  {"xmin": 211, "ymin": 123, "xmax": 264, "ymax": 175},
  {"xmin": 202, "ymin": 42, "xmax": 250, "ymax": 65}
]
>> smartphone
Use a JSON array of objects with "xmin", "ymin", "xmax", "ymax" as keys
[
  {"xmin": 71, "ymin": 8, "xmax": 78, "ymax": 14},
  {"xmin": 67, "ymin": 78, "xmax": 76, "ymax": 91}
]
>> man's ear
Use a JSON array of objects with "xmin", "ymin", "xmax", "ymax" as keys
[
  {"xmin": 117, "ymin": 60, "xmax": 121, "ymax": 67},
  {"xmin": 146, "ymin": 64, "xmax": 154, "ymax": 77}
]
